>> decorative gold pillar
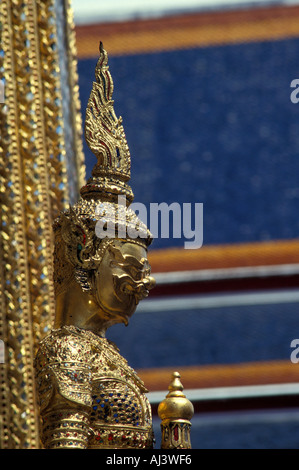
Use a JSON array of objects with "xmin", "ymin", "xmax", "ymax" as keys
[
  {"xmin": 0, "ymin": 0, "xmax": 85, "ymax": 449},
  {"xmin": 158, "ymin": 372, "xmax": 194, "ymax": 449}
]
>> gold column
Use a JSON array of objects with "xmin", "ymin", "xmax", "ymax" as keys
[{"xmin": 0, "ymin": 0, "xmax": 85, "ymax": 449}]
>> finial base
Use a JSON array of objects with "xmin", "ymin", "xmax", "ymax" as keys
[{"xmin": 160, "ymin": 419, "xmax": 192, "ymax": 449}]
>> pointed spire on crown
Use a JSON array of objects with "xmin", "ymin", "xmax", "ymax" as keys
[{"xmin": 81, "ymin": 42, "xmax": 134, "ymax": 204}]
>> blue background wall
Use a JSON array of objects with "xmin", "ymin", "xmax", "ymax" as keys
[
  {"xmin": 107, "ymin": 301, "xmax": 298, "ymax": 370},
  {"xmin": 78, "ymin": 38, "xmax": 299, "ymax": 250}
]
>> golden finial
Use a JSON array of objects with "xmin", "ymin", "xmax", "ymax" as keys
[{"xmin": 158, "ymin": 372, "xmax": 194, "ymax": 449}]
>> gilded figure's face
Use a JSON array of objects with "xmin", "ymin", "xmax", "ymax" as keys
[{"xmin": 94, "ymin": 240, "xmax": 155, "ymax": 326}]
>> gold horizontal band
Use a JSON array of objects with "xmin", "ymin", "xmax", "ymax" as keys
[
  {"xmin": 137, "ymin": 359, "xmax": 299, "ymax": 391},
  {"xmin": 148, "ymin": 239, "xmax": 299, "ymax": 273},
  {"xmin": 75, "ymin": 5, "xmax": 299, "ymax": 58}
]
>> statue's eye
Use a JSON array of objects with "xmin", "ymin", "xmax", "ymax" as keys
[{"xmin": 128, "ymin": 267, "xmax": 141, "ymax": 280}]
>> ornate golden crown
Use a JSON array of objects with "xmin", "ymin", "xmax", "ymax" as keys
[{"xmin": 53, "ymin": 43, "xmax": 152, "ymax": 294}]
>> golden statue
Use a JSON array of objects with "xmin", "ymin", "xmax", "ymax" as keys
[{"xmin": 34, "ymin": 43, "xmax": 156, "ymax": 449}]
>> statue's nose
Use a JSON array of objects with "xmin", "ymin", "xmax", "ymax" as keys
[{"xmin": 143, "ymin": 275, "xmax": 156, "ymax": 291}]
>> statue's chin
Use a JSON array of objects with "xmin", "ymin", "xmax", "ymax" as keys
[
  {"xmin": 107, "ymin": 310, "xmax": 132, "ymax": 328},
  {"xmin": 98, "ymin": 294, "xmax": 137, "ymax": 328}
]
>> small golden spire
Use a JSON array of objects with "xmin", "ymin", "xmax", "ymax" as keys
[{"xmin": 158, "ymin": 372, "xmax": 194, "ymax": 449}]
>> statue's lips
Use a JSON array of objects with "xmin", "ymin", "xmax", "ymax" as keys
[
  {"xmin": 113, "ymin": 274, "xmax": 149, "ymax": 305},
  {"xmin": 120, "ymin": 279, "xmax": 149, "ymax": 304}
]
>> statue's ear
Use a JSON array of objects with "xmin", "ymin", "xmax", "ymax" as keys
[{"xmin": 60, "ymin": 209, "xmax": 93, "ymax": 268}]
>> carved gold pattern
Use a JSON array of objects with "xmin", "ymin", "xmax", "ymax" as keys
[
  {"xmin": 35, "ymin": 326, "xmax": 154, "ymax": 449},
  {"xmin": 0, "ymin": 0, "xmax": 85, "ymax": 449},
  {"xmin": 63, "ymin": 0, "xmax": 86, "ymax": 191}
]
